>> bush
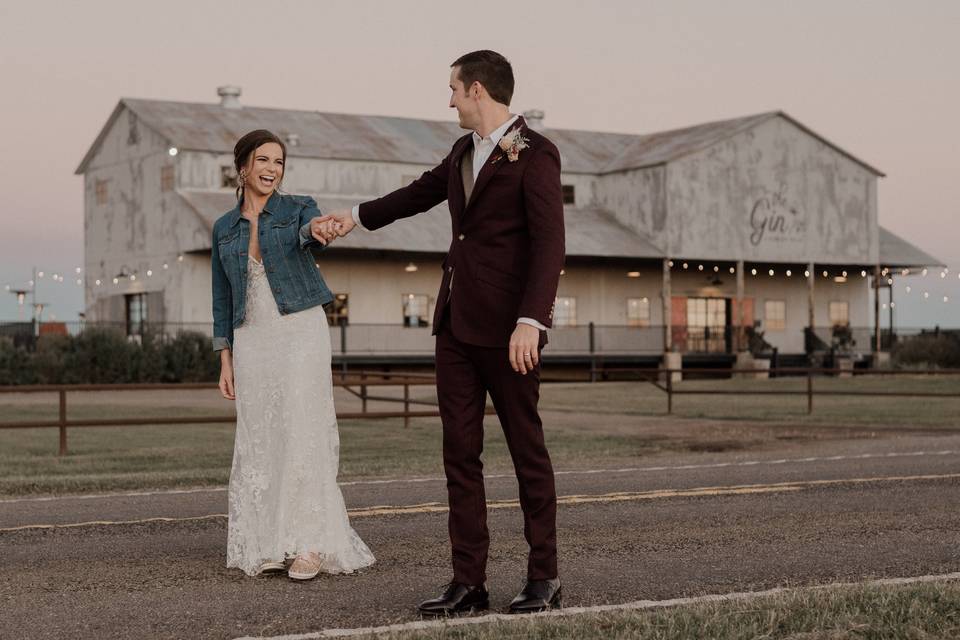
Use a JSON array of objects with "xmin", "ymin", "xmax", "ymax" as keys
[
  {"xmin": 0, "ymin": 337, "xmax": 37, "ymax": 385},
  {"xmin": 892, "ymin": 333, "xmax": 960, "ymax": 369},
  {"xmin": 0, "ymin": 329, "xmax": 220, "ymax": 385}
]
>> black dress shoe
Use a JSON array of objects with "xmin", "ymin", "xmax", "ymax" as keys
[
  {"xmin": 418, "ymin": 582, "xmax": 489, "ymax": 617},
  {"xmin": 509, "ymin": 578, "xmax": 562, "ymax": 613}
]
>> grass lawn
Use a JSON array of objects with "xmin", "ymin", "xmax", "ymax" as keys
[
  {"xmin": 540, "ymin": 375, "xmax": 960, "ymax": 428},
  {"xmin": 357, "ymin": 580, "xmax": 960, "ymax": 640},
  {"xmin": 0, "ymin": 376, "xmax": 956, "ymax": 496}
]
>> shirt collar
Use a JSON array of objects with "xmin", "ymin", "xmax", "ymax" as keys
[{"xmin": 472, "ymin": 114, "xmax": 519, "ymax": 148}]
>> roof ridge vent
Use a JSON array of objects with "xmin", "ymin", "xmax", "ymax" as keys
[{"xmin": 217, "ymin": 86, "xmax": 242, "ymax": 109}]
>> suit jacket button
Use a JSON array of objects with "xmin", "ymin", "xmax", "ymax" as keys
[{"xmin": 458, "ymin": 233, "xmax": 465, "ymax": 240}]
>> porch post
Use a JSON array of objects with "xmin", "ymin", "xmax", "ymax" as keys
[
  {"xmin": 807, "ymin": 261, "xmax": 815, "ymax": 348},
  {"xmin": 874, "ymin": 264, "xmax": 882, "ymax": 354},
  {"xmin": 662, "ymin": 258, "xmax": 672, "ymax": 353},
  {"xmin": 735, "ymin": 260, "xmax": 745, "ymax": 352}
]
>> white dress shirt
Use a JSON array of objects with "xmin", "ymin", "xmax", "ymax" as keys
[{"xmin": 351, "ymin": 114, "xmax": 546, "ymax": 331}]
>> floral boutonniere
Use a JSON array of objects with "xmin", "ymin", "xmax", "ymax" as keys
[{"xmin": 498, "ymin": 128, "xmax": 530, "ymax": 162}]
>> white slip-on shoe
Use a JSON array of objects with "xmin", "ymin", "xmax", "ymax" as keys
[
  {"xmin": 258, "ymin": 561, "xmax": 287, "ymax": 575},
  {"xmin": 288, "ymin": 552, "xmax": 322, "ymax": 581}
]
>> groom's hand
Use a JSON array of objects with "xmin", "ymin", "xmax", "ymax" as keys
[
  {"xmin": 327, "ymin": 209, "xmax": 357, "ymax": 237},
  {"xmin": 309, "ymin": 215, "xmax": 344, "ymax": 245},
  {"xmin": 509, "ymin": 323, "xmax": 540, "ymax": 375}
]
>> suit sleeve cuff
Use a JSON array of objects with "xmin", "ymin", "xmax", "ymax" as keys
[
  {"xmin": 212, "ymin": 336, "xmax": 232, "ymax": 352},
  {"xmin": 517, "ymin": 317, "xmax": 547, "ymax": 331},
  {"xmin": 352, "ymin": 205, "xmax": 367, "ymax": 231}
]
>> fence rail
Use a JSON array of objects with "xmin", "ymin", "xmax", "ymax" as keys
[
  {"xmin": 2, "ymin": 368, "xmax": 958, "ymax": 456},
  {"xmin": 0, "ymin": 372, "xmax": 477, "ymax": 455}
]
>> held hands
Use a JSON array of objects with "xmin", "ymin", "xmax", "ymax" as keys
[
  {"xmin": 509, "ymin": 323, "xmax": 541, "ymax": 375},
  {"xmin": 310, "ymin": 210, "xmax": 356, "ymax": 245}
]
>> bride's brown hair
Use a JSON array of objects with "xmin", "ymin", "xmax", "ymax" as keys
[{"xmin": 233, "ymin": 129, "xmax": 287, "ymax": 201}]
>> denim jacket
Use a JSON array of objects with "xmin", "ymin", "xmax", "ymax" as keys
[{"xmin": 211, "ymin": 192, "xmax": 332, "ymax": 352}]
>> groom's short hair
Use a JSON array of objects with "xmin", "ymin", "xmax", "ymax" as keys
[{"xmin": 451, "ymin": 50, "xmax": 514, "ymax": 106}]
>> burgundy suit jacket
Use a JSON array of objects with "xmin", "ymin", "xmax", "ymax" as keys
[{"xmin": 358, "ymin": 116, "xmax": 566, "ymax": 348}]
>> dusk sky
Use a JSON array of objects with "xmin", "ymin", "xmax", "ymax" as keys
[{"xmin": 0, "ymin": 0, "xmax": 957, "ymax": 326}]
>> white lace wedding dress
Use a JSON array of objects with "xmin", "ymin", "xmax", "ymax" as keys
[{"xmin": 226, "ymin": 257, "xmax": 375, "ymax": 576}]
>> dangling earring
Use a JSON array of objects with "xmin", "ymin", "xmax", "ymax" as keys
[{"xmin": 235, "ymin": 169, "xmax": 246, "ymax": 202}]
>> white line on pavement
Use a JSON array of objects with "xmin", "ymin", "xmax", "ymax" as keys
[
  {"xmin": 233, "ymin": 572, "xmax": 960, "ymax": 639},
  {"xmin": 1, "ymin": 449, "xmax": 956, "ymax": 505}
]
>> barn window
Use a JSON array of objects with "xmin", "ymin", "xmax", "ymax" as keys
[
  {"xmin": 562, "ymin": 185, "xmax": 575, "ymax": 205},
  {"xmin": 764, "ymin": 300, "xmax": 786, "ymax": 331},
  {"xmin": 326, "ymin": 293, "xmax": 349, "ymax": 327},
  {"xmin": 125, "ymin": 293, "xmax": 147, "ymax": 336},
  {"xmin": 829, "ymin": 301, "xmax": 849, "ymax": 327},
  {"xmin": 95, "ymin": 180, "xmax": 108, "ymax": 205},
  {"xmin": 221, "ymin": 165, "xmax": 238, "ymax": 189},
  {"xmin": 402, "ymin": 294, "xmax": 430, "ymax": 327},
  {"xmin": 127, "ymin": 114, "xmax": 140, "ymax": 146},
  {"xmin": 554, "ymin": 296, "xmax": 577, "ymax": 327},
  {"xmin": 626, "ymin": 297, "xmax": 650, "ymax": 327},
  {"xmin": 161, "ymin": 166, "xmax": 175, "ymax": 192}
]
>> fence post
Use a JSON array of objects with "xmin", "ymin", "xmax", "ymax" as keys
[
  {"xmin": 807, "ymin": 369, "xmax": 813, "ymax": 414},
  {"xmin": 666, "ymin": 369, "xmax": 673, "ymax": 415},
  {"xmin": 403, "ymin": 383, "xmax": 410, "ymax": 429},
  {"xmin": 361, "ymin": 371, "xmax": 368, "ymax": 414},
  {"xmin": 58, "ymin": 389, "xmax": 67, "ymax": 456},
  {"xmin": 589, "ymin": 322, "xmax": 597, "ymax": 383}
]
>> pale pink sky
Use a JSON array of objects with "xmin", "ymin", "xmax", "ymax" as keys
[{"xmin": 0, "ymin": 0, "xmax": 957, "ymax": 325}]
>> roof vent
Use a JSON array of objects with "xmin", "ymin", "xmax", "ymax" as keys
[
  {"xmin": 285, "ymin": 133, "xmax": 300, "ymax": 147},
  {"xmin": 217, "ymin": 85, "xmax": 242, "ymax": 109},
  {"xmin": 523, "ymin": 109, "xmax": 545, "ymax": 131}
]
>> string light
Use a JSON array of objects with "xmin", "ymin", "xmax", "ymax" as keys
[
  {"xmin": 861, "ymin": 270, "xmax": 867, "ymax": 277},
  {"xmin": 713, "ymin": 265, "xmax": 719, "ymax": 272},
  {"xmin": 698, "ymin": 264, "xmax": 704, "ymax": 271},
  {"xmin": 804, "ymin": 270, "xmax": 810, "ymax": 277},
  {"xmin": 682, "ymin": 262, "xmax": 688, "ymax": 269},
  {"xmin": 729, "ymin": 266, "xmax": 735, "ymax": 274},
  {"xmin": 668, "ymin": 260, "xmax": 674, "ymax": 267},
  {"xmin": 751, "ymin": 268, "xmax": 757, "ymax": 276},
  {"xmin": 786, "ymin": 269, "xmax": 792, "ymax": 277},
  {"xmin": 768, "ymin": 269, "xmax": 775, "ymax": 276}
]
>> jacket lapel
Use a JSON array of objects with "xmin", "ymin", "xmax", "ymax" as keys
[
  {"xmin": 466, "ymin": 116, "xmax": 527, "ymax": 211},
  {"xmin": 450, "ymin": 135, "xmax": 474, "ymax": 217}
]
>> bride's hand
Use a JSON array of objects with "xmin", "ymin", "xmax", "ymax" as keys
[{"xmin": 219, "ymin": 350, "xmax": 236, "ymax": 400}]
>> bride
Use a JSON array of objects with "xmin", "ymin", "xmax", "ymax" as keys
[{"xmin": 211, "ymin": 129, "xmax": 375, "ymax": 579}]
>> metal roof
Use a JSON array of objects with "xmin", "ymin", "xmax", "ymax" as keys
[
  {"xmin": 77, "ymin": 100, "xmax": 883, "ymax": 177},
  {"xmin": 177, "ymin": 190, "xmax": 664, "ymax": 259},
  {"xmin": 879, "ymin": 226, "xmax": 944, "ymax": 268}
]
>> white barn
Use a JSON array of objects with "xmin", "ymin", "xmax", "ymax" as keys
[{"xmin": 76, "ymin": 88, "xmax": 940, "ymax": 366}]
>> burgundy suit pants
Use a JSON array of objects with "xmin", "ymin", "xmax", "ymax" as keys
[{"xmin": 434, "ymin": 323, "xmax": 558, "ymax": 585}]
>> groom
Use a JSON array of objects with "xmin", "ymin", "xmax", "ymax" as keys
[{"xmin": 312, "ymin": 50, "xmax": 565, "ymax": 615}]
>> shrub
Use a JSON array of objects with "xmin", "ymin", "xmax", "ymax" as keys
[
  {"xmin": 892, "ymin": 333, "xmax": 960, "ymax": 369},
  {"xmin": 0, "ymin": 337, "xmax": 37, "ymax": 385}
]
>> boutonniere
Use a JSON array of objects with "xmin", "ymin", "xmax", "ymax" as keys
[{"xmin": 498, "ymin": 128, "xmax": 530, "ymax": 162}]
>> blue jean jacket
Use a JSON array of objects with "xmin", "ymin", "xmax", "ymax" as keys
[{"xmin": 211, "ymin": 192, "xmax": 333, "ymax": 352}]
